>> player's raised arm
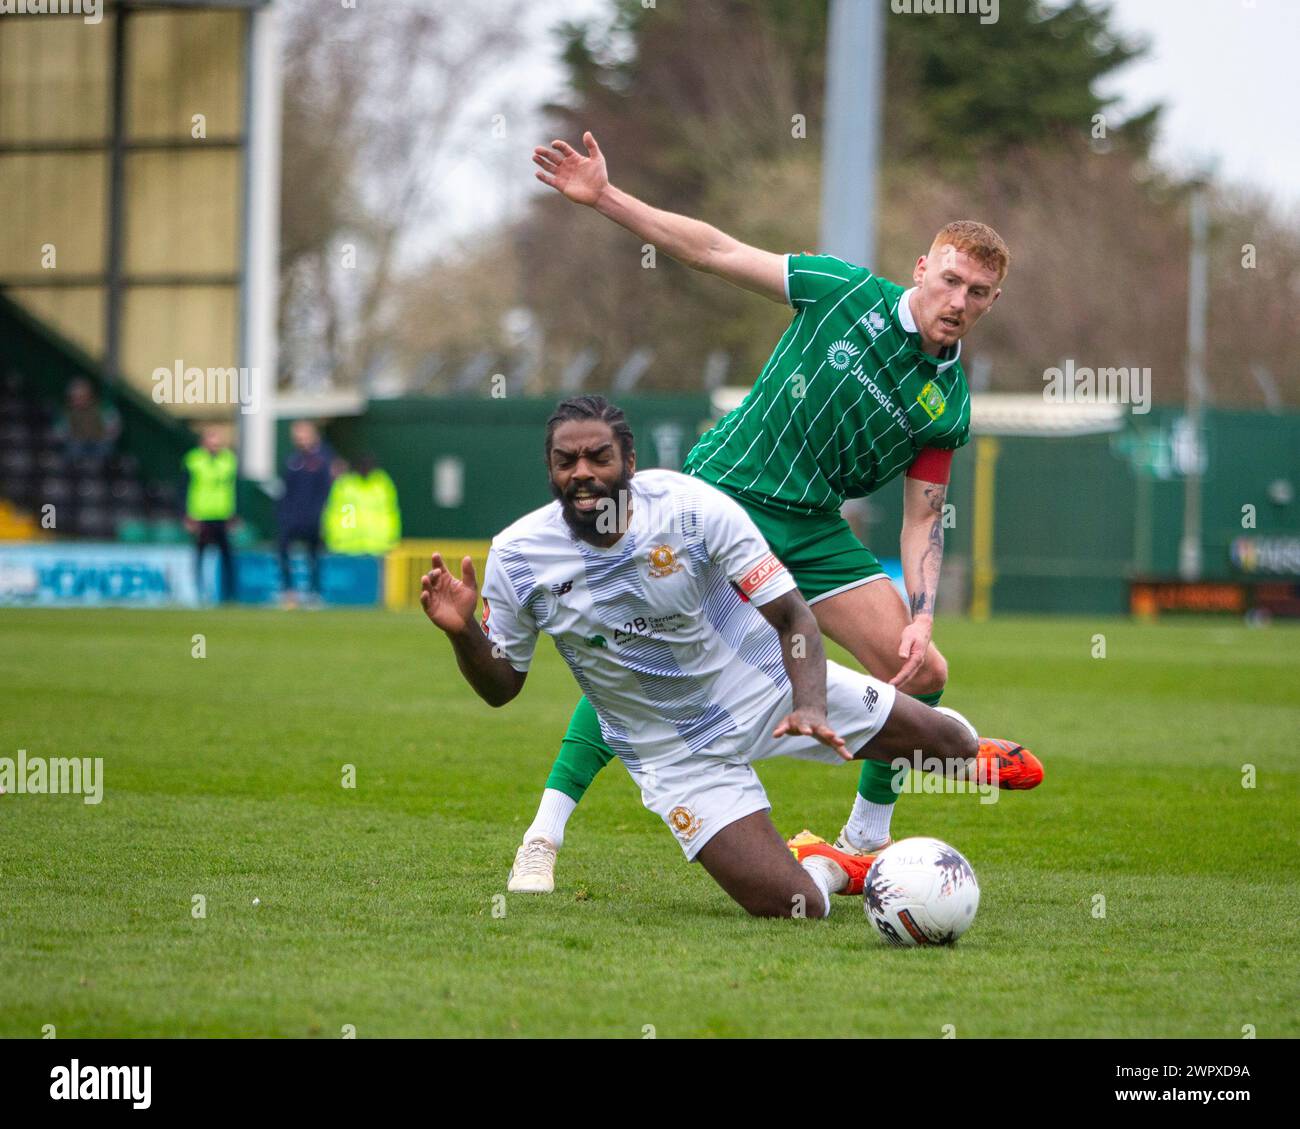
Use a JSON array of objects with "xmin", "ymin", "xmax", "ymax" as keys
[
  {"xmin": 533, "ymin": 130, "xmax": 788, "ymax": 305},
  {"xmin": 421, "ymin": 552, "xmax": 526, "ymax": 707}
]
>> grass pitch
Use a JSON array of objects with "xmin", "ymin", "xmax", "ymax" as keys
[{"xmin": 1, "ymin": 608, "xmax": 1297, "ymax": 1038}]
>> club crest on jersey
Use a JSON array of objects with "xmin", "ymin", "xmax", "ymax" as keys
[
  {"xmin": 668, "ymin": 805, "xmax": 702, "ymax": 840},
  {"xmin": 917, "ymin": 381, "xmax": 946, "ymax": 421},
  {"xmin": 647, "ymin": 544, "xmax": 683, "ymax": 578},
  {"xmin": 827, "ymin": 339, "xmax": 860, "ymax": 371}
]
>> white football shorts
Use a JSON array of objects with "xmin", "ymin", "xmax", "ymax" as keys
[{"xmin": 622, "ymin": 660, "xmax": 897, "ymax": 860}]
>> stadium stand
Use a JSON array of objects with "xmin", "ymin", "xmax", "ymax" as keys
[
  {"xmin": 0, "ymin": 293, "xmax": 193, "ymax": 542},
  {"xmin": 0, "ymin": 365, "xmax": 179, "ymax": 541}
]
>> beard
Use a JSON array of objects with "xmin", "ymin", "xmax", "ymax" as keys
[{"xmin": 550, "ymin": 466, "xmax": 634, "ymax": 542}]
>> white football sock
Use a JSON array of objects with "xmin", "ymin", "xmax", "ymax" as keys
[
  {"xmin": 800, "ymin": 855, "xmax": 847, "ymax": 918},
  {"xmin": 523, "ymin": 788, "xmax": 576, "ymax": 850},
  {"xmin": 845, "ymin": 794, "xmax": 894, "ymax": 851}
]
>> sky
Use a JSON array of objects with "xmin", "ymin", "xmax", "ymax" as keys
[
  {"xmin": 1099, "ymin": 0, "xmax": 1300, "ymax": 213},
  {"xmin": 436, "ymin": 0, "xmax": 1300, "ymax": 243}
]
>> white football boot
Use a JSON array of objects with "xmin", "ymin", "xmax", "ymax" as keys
[
  {"xmin": 507, "ymin": 837, "xmax": 557, "ymax": 894},
  {"xmin": 834, "ymin": 827, "xmax": 891, "ymax": 857}
]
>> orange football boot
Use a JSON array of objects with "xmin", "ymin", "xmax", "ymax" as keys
[
  {"xmin": 787, "ymin": 830, "xmax": 878, "ymax": 895},
  {"xmin": 976, "ymin": 738, "xmax": 1044, "ymax": 790}
]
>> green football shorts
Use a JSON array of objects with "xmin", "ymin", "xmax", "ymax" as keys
[{"xmin": 734, "ymin": 492, "xmax": 887, "ymax": 603}]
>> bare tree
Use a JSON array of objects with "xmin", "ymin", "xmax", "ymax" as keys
[{"xmin": 278, "ymin": 0, "xmax": 530, "ymax": 392}]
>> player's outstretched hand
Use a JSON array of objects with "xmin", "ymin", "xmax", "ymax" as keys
[
  {"xmin": 773, "ymin": 708, "xmax": 851, "ymax": 761},
  {"xmin": 533, "ymin": 130, "xmax": 608, "ymax": 207},
  {"xmin": 420, "ymin": 553, "xmax": 479, "ymax": 635}
]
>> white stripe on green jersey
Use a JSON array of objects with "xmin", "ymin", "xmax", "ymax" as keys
[{"xmin": 684, "ymin": 254, "xmax": 972, "ymax": 515}]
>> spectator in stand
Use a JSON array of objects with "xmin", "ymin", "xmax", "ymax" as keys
[
  {"xmin": 323, "ymin": 454, "xmax": 401, "ymax": 556},
  {"xmin": 55, "ymin": 378, "xmax": 121, "ymax": 465},
  {"xmin": 182, "ymin": 425, "xmax": 239, "ymax": 603},
  {"xmin": 278, "ymin": 420, "xmax": 334, "ymax": 608}
]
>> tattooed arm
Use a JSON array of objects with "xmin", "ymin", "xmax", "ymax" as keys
[{"xmin": 893, "ymin": 476, "xmax": 947, "ymax": 689}]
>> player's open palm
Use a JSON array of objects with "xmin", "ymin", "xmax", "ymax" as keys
[
  {"xmin": 533, "ymin": 131, "xmax": 607, "ymax": 207},
  {"xmin": 420, "ymin": 553, "xmax": 479, "ymax": 634}
]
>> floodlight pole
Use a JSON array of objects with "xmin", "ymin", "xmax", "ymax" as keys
[
  {"xmin": 819, "ymin": 0, "xmax": 883, "ymax": 268},
  {"xmin": 1178, "ymin": 184, "xmax": 1209, "ymax": 581},
  {"xmin": 239, "ymin": 1, "xmax": 283, "ymax": 483}
]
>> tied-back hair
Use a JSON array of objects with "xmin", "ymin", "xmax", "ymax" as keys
[{"xmin": 544, "ymin": 395, "xmax": 636, "ymax": 463}]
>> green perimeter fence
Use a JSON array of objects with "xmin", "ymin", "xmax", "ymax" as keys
[{"xmin": 324, "ymin": 399, "xmax": 1299, "ymax": 617}]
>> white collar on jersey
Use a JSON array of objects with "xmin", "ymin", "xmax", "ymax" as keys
[{"xmin": 898, "ymin": 287, "xmax": 962, "ymax": 373}]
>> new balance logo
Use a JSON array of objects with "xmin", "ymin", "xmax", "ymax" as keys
[
  {"xmin": 863, "ymin": 686, "xmax": 880, "ymax": 712},
  {"xmin": 550, "ymin": 581, "xmax": 573, "ymax": 596}
]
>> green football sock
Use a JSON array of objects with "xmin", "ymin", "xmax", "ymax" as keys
[
  {"xmin": 856, "ymin": 686, "xmax": 945, "ymax": 802},
  {"xmin": 544, "ymin": 695, "xmax": 618, "ymax": 803}
]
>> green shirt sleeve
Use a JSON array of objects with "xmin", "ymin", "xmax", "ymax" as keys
[{"xmin": 785, "ymin": 253, "xmax": 870, "ymax": 309}]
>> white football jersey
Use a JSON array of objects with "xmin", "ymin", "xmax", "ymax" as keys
[{"xmin": 480, "ymin": 469, "xmax": 797, "ymax": 768}]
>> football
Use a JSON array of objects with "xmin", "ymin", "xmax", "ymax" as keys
[{"xmin": 864, "ymin": 837, "xmax": 980, "ymax": 947}]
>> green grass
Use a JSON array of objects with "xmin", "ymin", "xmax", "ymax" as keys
[{"xmin": 1, "ymin": 608, "xmax": 1297, "ymax": 1038}]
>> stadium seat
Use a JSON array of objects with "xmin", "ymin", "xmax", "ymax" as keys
[
  {"xmin": 107, "ymin": 453, "xmax": 141, "ymax": 479},
  {"xmin": 0, "ymin": 449, "xmax": 35, "ymax": 476},
  {"xmin": 0, "ymin": 476, "xmax": 35, "ymax": 506},
  {"xmin": 75, "ymin": 478, "xmax": 108, "ymax": 503},
  {"xmin": 117, "ymin": 517, "xmax": 151, "ymax": 544},
  {"xmin": 38, "ymin": 476, "xmax": 73, "ymax": 504},
  {"xmin": 110, "ymin": 479, "xmax": 144, "ymax": 505},
  {"xmin": 151, "ymin": 518, "xmax": 188, "ymax": 544},
  {"xmin": 75, "ymin": 505, "xmax": 114, "ymax": 538},
  {"xmin": 0, "ymin": 422, "xmax": 31, "ymax": 447}
]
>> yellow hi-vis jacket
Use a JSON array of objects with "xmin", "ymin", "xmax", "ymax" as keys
[
  {"xmin": 324, "ymin": 470, "xmax": 400, "ymax": 555},
  {"xmin": 183, "ymin": 447, "xmax": 237, "ymax": 521}
]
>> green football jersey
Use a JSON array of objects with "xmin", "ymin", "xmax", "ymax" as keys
[{"xmin": 684, "ymin": 253, "xmax": 971, "ymax": 515}]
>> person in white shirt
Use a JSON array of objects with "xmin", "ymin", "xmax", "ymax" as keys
[{"xmin": 421, "ymin": 397, "xmax": 991, "ymax": 919}]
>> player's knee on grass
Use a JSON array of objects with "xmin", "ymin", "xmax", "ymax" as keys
[
  {"xmin": 695, "ymin": 812, "xmax": 827, "ymax": 919},
  {"xmin": 730, "ymin": 878, "xmax": 826, "ymax": 920}
]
